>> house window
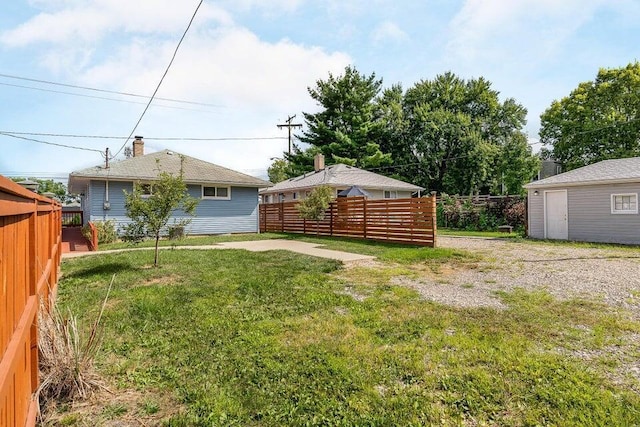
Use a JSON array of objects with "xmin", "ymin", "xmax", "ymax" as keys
[
  {"xmin": 611, "ymin": 193, "xmax": 638, "ymax": 214},
  {"xmin": 556, "ymin": 165, "xmax": 562, "ymax": 175},
  {"xmin": 384, "ymin": 190, "xmax": 397, "ymax": 199},
  {"xmin": 202, "ymin": 186, "xmax": 231, "ymax": 200},
  {"xmin": 292, "ymin": 192, "xmax": 298, "ymax": 200},
  {"xmin": 138, "ymin": 183, "xmax": 153, "ymax": 197}
]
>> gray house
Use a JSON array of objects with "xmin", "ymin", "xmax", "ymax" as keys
[
  {"xmin": 68, "ymin": 139, "xmax": 270, "ymax": 235},
  {"xmin": 524, "ymin": 157, "xmax": 640, "ymax": 244},
  {"xmin": 261, "ymin": 154, "xmax": 424, "ymax": 203}
]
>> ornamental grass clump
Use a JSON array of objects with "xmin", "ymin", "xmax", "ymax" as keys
[{"xmin": 37, "ymin": 275, "xmax": 114, "ymax": 411}]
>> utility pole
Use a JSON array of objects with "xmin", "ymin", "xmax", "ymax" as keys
[
  {"xmin": 277, "ymin": 114, "xmax": 302, "ymax": 156},
  {"xmin": 105, "ymin": 147, "xmax": 110, "ymax": 169}
]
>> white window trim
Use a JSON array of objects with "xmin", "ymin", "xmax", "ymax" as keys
[
  {"xmin": 384, "ymin": 190, "xmax": 398, "ymax": 199},
  {"xmin": 611, "ymin": 193, "xmax": 638, "ymax": 215},
  {"xmin": 202, "ymin": 185, "xmax": 231, "ymax": 200}
]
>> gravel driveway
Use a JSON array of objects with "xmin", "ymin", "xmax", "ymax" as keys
[{"xmin": 393, "ymin": 236, "xmax": 640, "ymax": 316}]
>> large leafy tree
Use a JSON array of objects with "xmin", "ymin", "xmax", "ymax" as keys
[
  {"xmin": 399, "ymin": 73, "xmax": 536, "ymax": 194},
  {"xmin": 540, "ymin": 62, "xmax": 640, "ymax": 171},
  {"xmin": 10, "ymin": 177, "xmax": 77, "ymax": 203},
  {"xmin": 123, "ymin": 158, "xmax": 199, "ymax": 266},
  {"xmin": 294, "ymin": 66, "xmax": 392, "ymax": 171}
]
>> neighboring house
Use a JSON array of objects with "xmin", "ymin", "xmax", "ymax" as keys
[
  {"xmin": 68, "ymin": 138, "xmax": 271, "ymax": 235},
  {"xmin": 260, "ymin": 154, "xmax": 424, "ymax": 203},
  {"xmin": 524, "ymin": 157, "xmax": 640, "ymax": 244},
  {"xmin": 533, "ymin": 159, "xmax": 563, "ymax": 181}
]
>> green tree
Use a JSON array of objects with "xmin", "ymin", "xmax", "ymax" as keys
[
  {"xmin": 540, "ymin": 62, "xmax": 640, "ymax": 170},
  {"xmin": 267, "ymin": 158, "xmax": 290, "ymax": 183},
  {"xmin": 123, "ymin": 158, "xmax": 199, "ymax": 266},
  {"xmin": 294, "ymin": 66, "xmax": 393, "ymax": 170},
  {"xmin": 400, "ymin": 72, "xmax": 534, "ymax": 194},
  {"xmin": 296, "ymin": 185, "xmax": 334, "ymax": 234},
  {"xmin": 11, "ymin": 177, "xmax": 71, "ymax": 202}
]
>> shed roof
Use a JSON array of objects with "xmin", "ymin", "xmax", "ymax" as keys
[
  {"xmin": 68, "ymin": 150, "xmax": 270, "ymax": 194},
  {"xmin": 260, "ymin": 163, "xmax": 424, "ymax": 194},
  {"xmin": 524, "ymin": 157, "xmax": 640, "ymax": 189}
]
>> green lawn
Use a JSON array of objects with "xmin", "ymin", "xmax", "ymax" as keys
[
  {"xmin": 438, "ymin": 228, "xmax": 524, "ymax": 239},
  {"xmin": 54, "ymin": 242, "xmax": 640, "ymax": 426}
]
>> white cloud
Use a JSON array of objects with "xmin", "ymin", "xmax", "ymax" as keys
[
  {"xmin": 370, "ymin": 21, "xmax": 408, "ymax": 45},
  {"xmin": 1, "ymin": 0, "xmax": 232, "ymax": 47},
  {"xmin": 446, "ymin": 0, "xmax": 609, "ymax": 62}
]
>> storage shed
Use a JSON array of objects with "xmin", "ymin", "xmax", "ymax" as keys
[{"xmin": 524, "ymin": 157, "xmax": 640, "ymax": 244}]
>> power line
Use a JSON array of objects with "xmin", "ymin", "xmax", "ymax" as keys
[
  {"xmin": 113, "ymin": 0, "xmax": 204, "ymax": 158},
  {"xmin": 0, "ymin": 132, "xmax": 104, "ymax": 153},
  {"xmin": 0, "ymin": 130, "xmax": 288, "ymax": 141},
  {"xmin": 0, "ymin": 82, "xmax": 216, "ymax": 112},
  {"xmin": 0, "ymin": 72, "xmax": 222, "ymax": 108}
]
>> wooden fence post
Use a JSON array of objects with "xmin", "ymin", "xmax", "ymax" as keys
[
  {"xmin": 431, "ymin": 193, "xmax": 438, "ymax": 247},
  {"xmin": 362, "ymin": 197, "xmax": 367, "ymax": 239}
]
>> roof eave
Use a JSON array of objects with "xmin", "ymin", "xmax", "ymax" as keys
[{"xmin": 524, "ymin": 177, "xmax": 640, "ymax": 189}]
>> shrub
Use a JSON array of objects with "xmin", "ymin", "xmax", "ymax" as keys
[
  {"xmin": 38, "ymin": 275, "xmax": 114, "ymax": 418},
  {"xmin": 82, "ymin": 220, "xmax": 117, "ymax": 244},
  {"xmin": 168, "ymin": 224, "xmax": 185, "ymax": 240},
  {"xmin": 437, "ymin": 194, "xmax": 525, "ymax": 231},
  {"xmin": 119, "ymin": 222, "xmax": 148, "ymax": 245}
]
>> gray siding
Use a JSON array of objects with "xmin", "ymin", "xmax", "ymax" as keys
[
  {"xmin": 527, "ymin": 190, "xmax": 544, "ymax": 239},
  {"xmin": 87, "ymin": 180, "xmax": 259, "ymax": 235},
  {"xmin": 186, "ymin": 185, "xmax": 259, "ymax": 234},
  {"xmin": 567, "ymin": 183, "xmax": 640, "ymax": 244},
  {"xmin": 528, "ymin": 183, "xmax": 640, "ymax": 244}
]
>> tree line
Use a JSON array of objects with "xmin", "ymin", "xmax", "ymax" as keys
[{"xmin": 270, "ymin": 62, "xmax": 640, "ymax": 194}]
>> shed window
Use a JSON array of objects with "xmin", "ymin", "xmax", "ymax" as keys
[
  {"xmin": 611, "ymin": 193, "xmax": 638, "ymax": 214},
  {"xmin": 202, "ymin": 186, "xmax": 231, "ymax": 200}
]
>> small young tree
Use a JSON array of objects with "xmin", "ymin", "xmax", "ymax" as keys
[
  {"xmin": 123, "ymin": 159, "xmax": 199, "ymax": 266},
  {"xmin": 296, "ymin": 185, "xmax": 334, "ymax": 234}
]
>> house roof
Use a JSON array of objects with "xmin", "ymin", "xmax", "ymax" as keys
[
  {"xmin": 68, "ymin": 149, "xmax": 270, "ymax": 194},
  {"xmin": 525, "ymin": 157, "xmax": 640, "ymax": 189},
  {"xmin": 260, "ymin": 163, "xmax": 424, "ymax": 194}
]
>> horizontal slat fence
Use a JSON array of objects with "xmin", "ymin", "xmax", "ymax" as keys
[
  {"xmin": 260, "ymin": 196, "xmax": 436, "ymax": 247},
  {"xmin": 0, "ymin": 175, "xmax": 61, "ymax": 427}
]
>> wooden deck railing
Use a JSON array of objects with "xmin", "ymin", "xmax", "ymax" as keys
[
  {"xmin": 0, "ymin": 175, "xmax": 62, "ymax": 427},
  {"xmin": 260, "ymin": 196, "xmax": 437, "ymax": 247},
  {"xmin": 61, "ymin": 210, "xmax": 83, "ymax": 227}
]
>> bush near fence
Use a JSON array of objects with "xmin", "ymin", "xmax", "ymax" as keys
[{"xmin": 437, "ymin": 194, "xmax": 525, "ymax": 232}]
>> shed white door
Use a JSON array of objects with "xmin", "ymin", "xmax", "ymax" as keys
[{"xmin": 545, "ymin": 190, "xmax": 568, "ymax": 240}]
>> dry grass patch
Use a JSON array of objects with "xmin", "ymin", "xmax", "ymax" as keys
[
  {"xmin": 139, "ymin": 273, "xmax": 182, "ymax": 287},
  {"xmin": 40, "ymin": 385, "xmax": 185, "ymax": 426}
]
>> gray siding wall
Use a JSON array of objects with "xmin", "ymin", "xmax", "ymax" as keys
[
  {"xmin": 528, "ymin": 183, "xmax": 640, "ymax": 244},
  {"xmin": 527, "ymin": 189, "xmax": 544, "ymax": 239},
  {"xmin": 568, "ymin": 183, "xmax": 640, "ymax": 244},
  {"xmin": 88, "ymin": 180, "xmax": 259, "ymax": 235}
]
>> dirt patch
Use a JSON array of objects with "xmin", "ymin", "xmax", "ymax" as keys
[{"xmin": 139, "ymin": 274, "xmax": 182, "ymax": 287}]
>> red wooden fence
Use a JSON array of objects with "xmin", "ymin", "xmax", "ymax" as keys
[
  {"xmin": 0, "ymin": 175, "xmax": 62, "ymax": 427},
  {"xmin": 260, "ymin": 196, "xmax": 437, "ymax": 247}
]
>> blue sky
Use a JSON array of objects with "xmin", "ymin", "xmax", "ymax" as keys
[{"xmin": 0, "ymin": 0, "xmax": 638, "ymax": 184}]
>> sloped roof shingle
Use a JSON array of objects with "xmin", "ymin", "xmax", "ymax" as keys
[
  {"xmin": 69, "ymin": 150, "xmax": 270, "ymax": 193},
  {"xmin": 260, "ymin": 163, "xmax": 423, "ymax": 194},
  {"xmin": 524, "ymin": 157, "xmax": 640, "ymax": 189}
]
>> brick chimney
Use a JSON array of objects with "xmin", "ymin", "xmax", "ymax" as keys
[
  {"xmin": 314, "ymin": 153, "xmax": 325, "ymax": 172},
  {"xmin": 133, "ymin": 136, "xmax": 144, "ymax": 157}
]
